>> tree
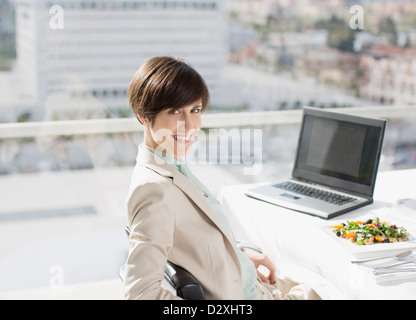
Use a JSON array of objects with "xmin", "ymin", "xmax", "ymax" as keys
[
  {"xmin": 378, "ymin": 16, "xmax": 398, "ymax": 46},
  {"xmin": 326, "ymin": 15, "xmax": 356, "ymax": 52}
]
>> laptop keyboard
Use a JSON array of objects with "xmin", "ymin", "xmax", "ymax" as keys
[{"xmin": 273, "ymin": 181, "xmax": 355, "ymax": 206}]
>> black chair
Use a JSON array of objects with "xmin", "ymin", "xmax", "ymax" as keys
[{"xmin": 120, "ymin": 226, "xmax": 205, "ymax": 300}]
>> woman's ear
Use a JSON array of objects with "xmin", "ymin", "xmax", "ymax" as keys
[{"xmin": 137, "ymin": 114, "xmax": 148, "ymax": 125}]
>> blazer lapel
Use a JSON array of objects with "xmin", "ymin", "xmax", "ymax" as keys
[
  {"xmin": 138, "ymin": 147, "xmax": 174, "ymax": 178},
  {"xmin": 171, "ymin": 170, "xmax": 233, "ymax": 238},
  {"xmin": 138, "ymin": 147, "xmax": 235, "ymax": 245},
  {"xmin": 170, "ymin": 171, "xmax": 243, "ymax": 278}
]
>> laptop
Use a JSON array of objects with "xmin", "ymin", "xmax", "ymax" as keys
[{"xmin": 245, "ymin": 107, "xmax": 386, "ymax": 219}]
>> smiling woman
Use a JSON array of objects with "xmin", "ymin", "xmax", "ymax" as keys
[
  {"xmin": 123, "ymin": 56, "xmax": 321, "ymax": 300},
  {"xmin": 128, "ymin": 56, "xmax": 209, "ymax": 160},
  {"xmin": 142, "ymin": 102, "xmax": 203, "ymax": 161}
]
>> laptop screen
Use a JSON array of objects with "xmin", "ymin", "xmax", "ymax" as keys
[{"xmin": 293, "ymin": 108, "xmax": 386, "ymax": 197}]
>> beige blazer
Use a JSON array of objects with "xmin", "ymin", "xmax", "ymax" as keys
[{"xmin": 123, "ymin": 147, "xmax": 246, "ymax": 300}]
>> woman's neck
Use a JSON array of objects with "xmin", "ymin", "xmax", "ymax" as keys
[{"xmin": 143, "ymin": 133, "xmax": 181, "ymax": 162}]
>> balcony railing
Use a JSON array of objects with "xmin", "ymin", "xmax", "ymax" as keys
[{"xmin": 0, "ymin": 105, "xmax": 415, "ymax": 139}]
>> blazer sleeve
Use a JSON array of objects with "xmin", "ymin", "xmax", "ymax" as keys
[{"xmin": 123, "ymin": 180, "xmax": 181, "ymax": 300}]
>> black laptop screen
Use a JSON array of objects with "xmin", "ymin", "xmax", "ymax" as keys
[{"xmin": 295, "ymin": 113, "xmax": 383, "ymax": 188}]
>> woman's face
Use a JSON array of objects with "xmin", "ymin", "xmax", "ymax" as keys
[{"xmin": 143, "ymin": 100, "xmax": 203, "ymax": 161}]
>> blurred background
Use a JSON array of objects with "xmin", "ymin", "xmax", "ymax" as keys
[{"xmin": 0, "ymin": 0, "xmax": 415, "ymax": 298}]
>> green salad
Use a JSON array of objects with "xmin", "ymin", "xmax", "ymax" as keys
[{"xmin": 333, "ymin": 217, "xmax": 409, "ymax": 245}]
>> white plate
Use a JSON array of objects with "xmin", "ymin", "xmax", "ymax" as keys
[{"xmin": 321, "ymin": 214, "xmax": 416, "ymax": 259}]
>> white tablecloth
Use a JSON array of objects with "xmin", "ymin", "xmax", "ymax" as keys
[{"xmin": 218, "ymin": 169, "xmax": 416, "ymax": 300}]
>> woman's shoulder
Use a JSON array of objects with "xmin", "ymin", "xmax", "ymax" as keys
[
  {"xmin": 128, "ymin": 164, "xmax": 175, "ymax": 198},
  {"xmin": 126, "ymin": 165, "xmax": 179, "ymax": 223}
]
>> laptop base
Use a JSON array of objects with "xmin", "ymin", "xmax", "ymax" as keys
[{"xmin": 245, "ymin": 180, "xmax": 372, "ymax": 219}]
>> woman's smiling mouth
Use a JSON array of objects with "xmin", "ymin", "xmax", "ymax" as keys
[{"xmin": 172, "ymin": 135, "xmax": 194, "ymax": 144}]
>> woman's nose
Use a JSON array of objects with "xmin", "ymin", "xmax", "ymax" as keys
[{"xmin": 178, "ymin": 114, "xmax": 194, "ymax": 132}]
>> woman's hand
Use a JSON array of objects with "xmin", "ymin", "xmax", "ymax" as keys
[{"xmin": 244, "ymin": 251, "xmax": 276, "ymax": 284}]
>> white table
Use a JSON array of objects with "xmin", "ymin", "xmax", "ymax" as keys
[{"xmin": 218, "ymin": 169, "xmax": 416, "ymax": 300}]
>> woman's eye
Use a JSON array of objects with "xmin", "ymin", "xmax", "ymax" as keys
[
  {"xmin": 192, "ymin": 108, "xmax": 202, "ymax": 114},
  {"xmin": 169, "ymin": 109, "xmax": 180, "ymax": 115}
]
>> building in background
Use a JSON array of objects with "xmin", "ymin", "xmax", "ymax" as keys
[
  {"xmin": 14, "ymin": 0, "xmax": 228, "ymax": 120},
  {"xmin": 360, "ymin": 46, "xmax": 416, "ymax": 105}
]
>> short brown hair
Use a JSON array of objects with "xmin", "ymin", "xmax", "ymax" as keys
[{"xmin": 128, "ymin": 56, "xmax": 210, "ymax": 125}]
